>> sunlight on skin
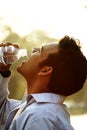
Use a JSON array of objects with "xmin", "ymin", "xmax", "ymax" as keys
[{"xmin": 0, "ymin": 1, "xmax": 87, "ymax": 129}]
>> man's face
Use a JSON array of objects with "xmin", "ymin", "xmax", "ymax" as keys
[{"xmin": 17, "ymin": 42, "xmax": 58, "ymax": 80}]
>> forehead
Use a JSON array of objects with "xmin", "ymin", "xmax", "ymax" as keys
[{"xmin": 41, "ymin": 42, "xmax": 58, "ymax": 54}]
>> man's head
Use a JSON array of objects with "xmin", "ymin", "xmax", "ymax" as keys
[
  {"xmin": 18, "ymin": 35, "xmax": 87, "ymax": 96},
  {"xmin": 17, "ymin": 42, "xmax": 58, "ymax": 93},
  {"xmin": 39, "ymin": 36, "xmax": 87, "ymax": 96}
]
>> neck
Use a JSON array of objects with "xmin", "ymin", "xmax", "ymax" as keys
[{"xmin": 26, "ymin": 78, "xmax": 50, "ymax": 94}]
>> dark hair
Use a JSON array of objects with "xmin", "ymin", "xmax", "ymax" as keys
[{"xmin": 39, "ymin": 35, "xmax": 87, "ymax": 96}]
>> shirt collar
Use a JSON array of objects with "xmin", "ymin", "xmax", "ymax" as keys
[{"xmin": 27, "ymin": 93, "xmax": 66, "ymax": 104}]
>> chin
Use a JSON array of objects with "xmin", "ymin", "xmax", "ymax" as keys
[
  {"xmin": 17, "ymin": 65, "xmax": 26, "ymax": 76},
  {"xmin": 17, "ymin": 66, "xmax": 22, "ymax": 73}
]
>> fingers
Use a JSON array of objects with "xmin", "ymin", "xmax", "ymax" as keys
[
  {"xmin": 13, "ymin": 44, "xmax": 19, "ymax": 48},
  {"xmin": 0, "ymin": 42, "xmax": 12, "ymax": 47},
  {"xmin": 0, "ymin": 42, "xmax": 19, "ymax": 48},
  {"xmin": 0, "ymin": 42, "xmax": 19, "ymax": 65}
]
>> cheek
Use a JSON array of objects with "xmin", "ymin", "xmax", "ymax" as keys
[
  {"xmin": 18, "ymin": 55, "xmax": 40, "ymax": 73},
  {"xmin": 24, "ymin": 58, "xmax": 39, "ymax": 72},
  {"xmin": 27, "ymin": 55, "xmax": 40, "ymax": 67}
]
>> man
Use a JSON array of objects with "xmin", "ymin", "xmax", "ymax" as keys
[{"xmin": 0, "ymin": 36, "xmax": 87, "ymax": 130}]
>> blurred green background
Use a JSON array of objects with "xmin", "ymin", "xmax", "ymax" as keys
[{"xmin": 0, "ymin": 18, "xmax": 87, "ymax": 115}]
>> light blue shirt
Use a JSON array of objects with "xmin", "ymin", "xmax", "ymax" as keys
[{"xmin": 0, "ymin": 74, "xmax": 74, "ymax": 130}]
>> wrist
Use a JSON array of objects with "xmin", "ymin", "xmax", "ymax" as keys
[{"xmin": 0, "ymin": 70, "xmax": 11, "ymax": 78}]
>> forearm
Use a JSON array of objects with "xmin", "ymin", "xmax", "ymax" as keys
[
  {"xmin": 0, "ymin": 74, "xmax": 10, "ymax": 99},
  {"xmin": 0, "ymin": 74, "xmax": 11, "ymax": 123}
]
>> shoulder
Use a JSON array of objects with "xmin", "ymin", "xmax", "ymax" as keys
[
  {"xmin": 23, "ymin": 108, "xmax": 73, "ymax": 130},
  {"xmin": 23, "ymin": 103, "xmax": 69, "ymax": 124}
]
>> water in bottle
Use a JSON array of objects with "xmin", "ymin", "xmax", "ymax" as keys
[{"xmin": 0, "ymin": 46, "xmax": 28, "ymax": 64}]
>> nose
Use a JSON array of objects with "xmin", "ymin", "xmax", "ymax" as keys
[
  {"xmin": 32, "ymin": 48, "xmax": 40, "ymax": 53},
  {"xmin": 28, "ymin": 48, "xmax": 40, "ymax": 57}
]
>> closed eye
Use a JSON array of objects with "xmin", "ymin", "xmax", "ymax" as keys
[
  {"xmin": 32, "ymin": 48, "xmax": 40, "ymax": 53},
  {"xmin": 31, "ymin": 46, "xmax": 43, "ymax": 55}
]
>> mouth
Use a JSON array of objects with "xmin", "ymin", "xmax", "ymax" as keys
[
  {"xmin": 17, "ymin": 59, "xmax": 27, "ymax": 67},
  {"xmin": 22, "ymin": 61, "xmax": 26, "ymax": 65}
]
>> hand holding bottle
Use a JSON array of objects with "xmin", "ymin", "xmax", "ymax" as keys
[
  {"xmin": 0, "ymin": 42, "xmax": 19, "ymax": 64},
  {"xmin": 0, "ymin": 42, "xmax": 27, "ymax": 65}
]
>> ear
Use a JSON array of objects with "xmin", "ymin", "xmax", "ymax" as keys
[{"xmin": 38, "ymin": 66, "xmax": 53, "ymax": 76}]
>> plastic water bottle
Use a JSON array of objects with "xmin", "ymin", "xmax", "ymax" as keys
[{"xmin": 0, "ymin": 46, "xmax": 28, "ymax": 64}]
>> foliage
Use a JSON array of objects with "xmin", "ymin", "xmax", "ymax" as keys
[
  {"xmin": 1, "ymin": 25, "xmax": 57, "ymax": 100},
  {"xmin": 0, "ymin": 24, "xmax": 87, "ymax": 112}
]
